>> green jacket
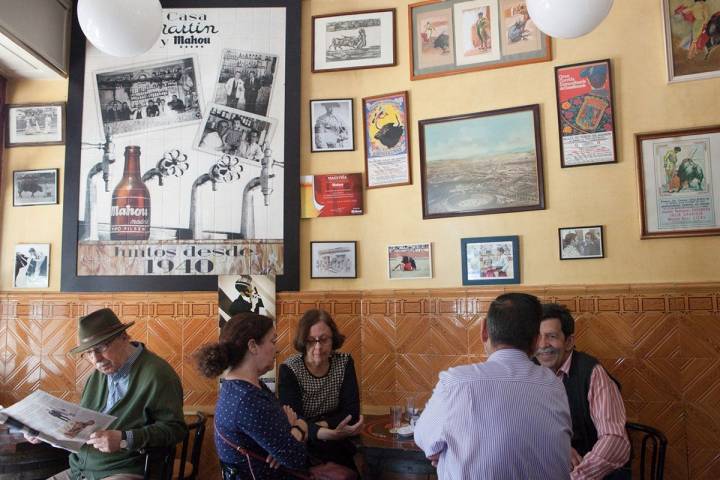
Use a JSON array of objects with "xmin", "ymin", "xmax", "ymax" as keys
[{"xmin": 69, "ymin": 346, "xmax": 187, "ymax": 479}]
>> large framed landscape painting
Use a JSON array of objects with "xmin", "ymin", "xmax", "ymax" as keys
[
  {"xmin": 419, "ymin": 104, "xmax": 544, "ymax": 219},
  {"xmin": 663, "ymin": 0, "xmax": 720, "ymax": 82}
]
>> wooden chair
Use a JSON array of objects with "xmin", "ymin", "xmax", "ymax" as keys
[
  {"xmin": 142, "ymin": 411, "xmax": 207, "ymax": 480},
  {"xmin": 626, "ymin": 422, "xmax": 667, "ymax": 480}
]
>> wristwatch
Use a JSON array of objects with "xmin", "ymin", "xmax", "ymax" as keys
[{"xmin": 119, "ymin": 431, "xmax": 128, "ymax": 450}]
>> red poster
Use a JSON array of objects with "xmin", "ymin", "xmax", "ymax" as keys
[{"xmin": 301, "ymin": 173, "xmax": 363, "ymax": 218}]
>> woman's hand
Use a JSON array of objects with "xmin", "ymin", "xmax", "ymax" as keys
[
  {"xmin": 317, "ymin": 414, "xmax": 364, "ymax": 441},
  {"xmin": 283, "ymin": 405, "xmax": 298, "ymax": 426}
]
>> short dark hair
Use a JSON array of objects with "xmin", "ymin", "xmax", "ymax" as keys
[
  {"xmin": 294, "ymin": 309, "xmax": 345, "ymax": 352},
  {"xmin": 541, "ymin": 303, "xmax": 575, "ymax": 339},
  {"xmin": 486, "ymin": 293, "xmax": 541, "ymax": 352},
  {"xmin": 194, "ymin": 312, "xmax": 273, "ymax": 378}
]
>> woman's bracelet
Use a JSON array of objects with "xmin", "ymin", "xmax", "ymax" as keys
[{"xmin": 291, "ymin": 424, "xmax": 306, "ymax": 441}]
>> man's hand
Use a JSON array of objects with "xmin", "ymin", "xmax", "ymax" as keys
[
  {"xmin": 317, "ymin": 415, "xmax": 364, "ymax": 441},
  {"xmin": 427, "ymin": 452, "xmax": 441, "ymax": 468},
  {"xmin": 570, "ymin": 447, "xmax": 583, "ymax": 470},
  {"xmin": 86, "ymin": 430, "xmax": 122, "ymax": 453},
  {"xmin": 23, "ymin": 432, "xmax": 42, "ymax": 444}
]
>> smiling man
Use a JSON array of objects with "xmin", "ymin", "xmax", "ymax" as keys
[
  {"xmin": 43, "ymin": 308, "xmax": 187, "ymax": 480},
  {"xmin": 536, "ymin": 304, "xmax": 630, "ymax": 480}
]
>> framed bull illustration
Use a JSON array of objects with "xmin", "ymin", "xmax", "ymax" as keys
[{"xmin": 663, "ymin": 0, "xmax": 720, "ymax": 82}]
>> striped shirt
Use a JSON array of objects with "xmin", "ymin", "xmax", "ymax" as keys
[
  {"xmin": 414, "ymin": 348, "xmax": 572, "ymax": 480},
  {"xmin": 558, "ymin": 352, "xmax": 630, "ymax": 480}
]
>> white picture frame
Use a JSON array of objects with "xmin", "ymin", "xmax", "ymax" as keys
[{"xmin": 14, "ymin": 244, "xmax": 50, "ymax": 288}]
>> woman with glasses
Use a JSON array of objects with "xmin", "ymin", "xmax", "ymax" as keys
[
  {"xmin": 195, "ymin": 312, "xmax": 308, "ymax": 479},
  {"xmin": 278, "ymin": 309, "xmax": 363, "ymax": 472}
]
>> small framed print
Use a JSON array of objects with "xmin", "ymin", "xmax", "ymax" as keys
[
  {"xmin": 461, "ymin": 235, "xmax": 519, "ymax": 285},
  {"xmin": 310, "ymin": 99, "xmax": 354, "ymax": 152},
  {"xmin": 555, "ymin": 59, "xmax": 617, "ymax": 168},
  {"xmin": 387, "ymin": 242, "xmax": 432, "ymax": 280},
  {"xmin": 558, "ymin": 226, "xmax": 604, "ymax": 260},
  {"xmin": 312, "ymin": 8, "xmax": 397, "ymax": 73},
  {"xmin": 6, "ymin": 103, "xmax": 65, "ymax": 147},
  {"xmin": 13, "ymin": 169, "xmax": 59, "ymax": 206},
  {"xmin": 14, "ymin": 244, "xmax": 50, "ymax": 288},
  {"xmin": 311, "ymin": 241, "xmax": 357, "ymax": 279},
  {"xmin": 362, "ymin": 91, "xmax": 411, "ymax": 188}
]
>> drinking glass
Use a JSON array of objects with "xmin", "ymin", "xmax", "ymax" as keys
[{"xmin": 390, "ymin": 405, "xmax": 404, "ymax": 430}]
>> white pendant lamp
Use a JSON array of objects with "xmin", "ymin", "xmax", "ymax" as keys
[
  {"xmin": 526, "ymin": 0, "xmax": 614, "ymax": 39},
  {"xmin": 77, "ymin": 0, "xmax": 163, "ymax": 57}
]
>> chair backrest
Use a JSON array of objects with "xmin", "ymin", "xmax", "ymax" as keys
[
  {"xmin": 175, "ymin": 411, "xmax": 207, "ymax": 480},
  {"xmin": 142, "ymin": 444, "xmax": 176, "ymax": 480},
  {"xmin": 626, "ymin": 422, "xmax": 668, "ymax": 480}
]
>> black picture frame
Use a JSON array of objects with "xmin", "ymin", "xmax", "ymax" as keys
[
  {"xmin": 13, "ymin": 168, "xmax": 59, "ymax": 206},
  {"xmin": 61, "ymin": 0, "xmax": 301, "ymax": 292},
  {"xmin": 310, "ymin": 241, "xmax": 357, "ymax": 279},
  {"xmin": 558, "ymin": 225, "xmax": 605, "ymax": 260},
  {"xmin": 460, "ymin": 235, "xmax": 520, "ymax": 285},
  {"xmin": 309, "ymin": 98, "xmax": 355, "ymax": 153}
]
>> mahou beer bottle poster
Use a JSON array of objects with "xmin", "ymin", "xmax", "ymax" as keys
[{"xmin": 67, "ymin": 3, "xmax": 299, "ymax": 286}]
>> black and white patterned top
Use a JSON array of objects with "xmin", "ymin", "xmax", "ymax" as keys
[{"xmin": 282, "ymin": 352, "xmax": 349, "ymax": 418}]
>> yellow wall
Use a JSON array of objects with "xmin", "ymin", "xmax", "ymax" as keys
[{"xmin": 2, "ymin": 0, "xmax": 719, "ymax": 292}]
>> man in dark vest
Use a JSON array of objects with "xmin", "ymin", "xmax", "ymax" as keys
[{"xmin": 536, "ymin": 303, "xmax": 630, "ymax": 480}]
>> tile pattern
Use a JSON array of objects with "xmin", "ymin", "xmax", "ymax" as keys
[{"xmin": 1, "ymin": 284, "xmax": 720, "ymax": 479}]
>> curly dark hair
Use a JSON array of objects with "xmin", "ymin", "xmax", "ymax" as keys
[
  {"xmin": 194, "ymin": 312, "xmax": 273, "ymax": 378},
  {"xmin": 293, "ymin": 309, "xmax": 345, "ymax": 353}
]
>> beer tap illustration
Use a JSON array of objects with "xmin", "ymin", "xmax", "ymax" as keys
[
  {"xmin": 189, "ymin": 147, "xmax": 284, "ymax": 239},
  {"xmin": 189, "ymin": 155, "xmax": 244, "ymax": 239},
  {"xmin": 80, "ymin": 127, "xmax": 115, "ymax": 241},
  {"xmin": 142, "ymin": 149, "xmax": 190, "ymax": 185}
]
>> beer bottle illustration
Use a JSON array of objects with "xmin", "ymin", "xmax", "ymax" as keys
[{"xmin": 111, "ymin": 146, "xmax": 151, "ymax": 240}]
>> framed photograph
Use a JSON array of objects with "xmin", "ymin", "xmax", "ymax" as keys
[
  {"xmin": 13, "ymin": 169, "xmax": 59, "ymax": 206},
  {"xmin": 662, "ymin": 0, "xmax": 720, "ymax": 83},
  {"xmin": 362, "ymin": 91, "xmax": 411, "ymax": 188},
  {"xmin": 312, "ymin": 8, "xmax": 397, "ymax": 73},
  {"xmin": 555, "ymin": 59, "xmax": 617, "ymax": 168},
  {"xmin": 409, "ymin": 0, "xmax": 551, "ymax": 81},
  {"xmin": 310, "ymin": 99, "xmax": 354, "ymax": 152},
  {"xmin": 461, "ymin": 235, "xmax": 519, "ymax": 285},
  {"xmin": 387, "ymin": 242, "xmax": 432, "ymax": 280},
  {"xmin": 14, "ymin": 244, "xmax": 50, "ymax": 288},
  {"xmin": 311, "ymin": 241, "xmax": 357, "ymax": 279},
  {"xmin": 419, "ymin": 103, "xmax": 544, "ymax": 219},
  {"xmin": 6, "ymin": 103, "xmax": 65, "ymax": 147},
  {"xmin": 300, "ymin": 173, "xmax": 364, "ymax": 218},
  {"xmin": 636, "ymin": 125, "xmax": 720, "ymax": 238},
  {"xmin": 558, "ymin": 226, "xmax": 604, "ymax": 260},
  {"xmin": 61, "ymin": 0, "xmax": 301, "ymax": 292}
]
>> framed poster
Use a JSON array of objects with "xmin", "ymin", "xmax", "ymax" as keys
[
  {"xmin": 387, "ymin": 242, "xmax": 432, "ymax": 279},
  {"xmin": 300, "ymin": 173, "xmax": 364, "ymax": 218},
  {"xmin": 61, "ymin": 0, "xmax": 301, "ymax": 292},
  {"xmin": 461, "ymin": 235, "xmax": 519, "ymax": 285},
  {"xmin": 409, "ymin": 0, "xmax": 551, "ymax": 80},
  {"xmin": 13, "ymin": 169, "xmax": 59, "ymax": 206},
  {"xmin": 14, "ymin": 244, "xmax": 50, "ymax": 288},
  {"xmin": 636, "ymin": 125, "xmax": 720, "ymax": 238},
  {"xmin": 310, "ymin": 99, "xmax": 354, "ymax": 152},
  {"xmin": 558, "ymin": 225, "xmax": 604, "ymax": 260},
  {"xmin": 555, "ymin": 59, "xmax": 617, "ymax": 168},
  {"xmin": 310, "ymin": 241, "xmax": 357, "ymax": 278},
  {"xmin": 6, "ymin": 103, "xmax": 65, "ymax": 147},
  {"xmin": 312, "ymin": 8, "xmax": 397, "ymax": 73},
  {"xmin": 662, "ymin": 0, "xmax": 720, "ymax": 82},
  {"xmin": 362, "ymin": 91, "xmax": 411, "ymax": 189},
  {"xmin": 419, "ymin": 104, "xmax": 544, "ymax": 219}
]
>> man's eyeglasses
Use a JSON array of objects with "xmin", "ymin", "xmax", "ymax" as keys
[
  {"xmin": 81, "ymin": 335, "xmax": 119, "ymax": 357},
  {"xmin": 307, "ymin": 336, "xmax": 331, "ymax": 346}
]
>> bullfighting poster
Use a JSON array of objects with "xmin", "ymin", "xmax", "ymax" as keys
[
  {"xmin": 555, "ymin": 59, "xmax": 617, "ymax": 168},
  {"xmin": 362, "ymin": 91, "xmax": 411, "ymax": 189},
  {"xmin": 64, "ymin": 3, "xmax": 298, "ymax": 288}
]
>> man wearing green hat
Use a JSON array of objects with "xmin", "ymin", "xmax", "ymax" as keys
[{"xmin": 32, "ymin": 308, "xmax": 187, "ymax": 480}]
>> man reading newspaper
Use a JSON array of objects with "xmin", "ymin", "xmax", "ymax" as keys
[{"xmin": 25, "ymin": 308, "xmax": 187, "ymax": 480}]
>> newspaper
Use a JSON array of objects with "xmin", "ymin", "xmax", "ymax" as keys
[{"xmin": 0, "ymin": 390, "xmax": 115, "ymax": 453}]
